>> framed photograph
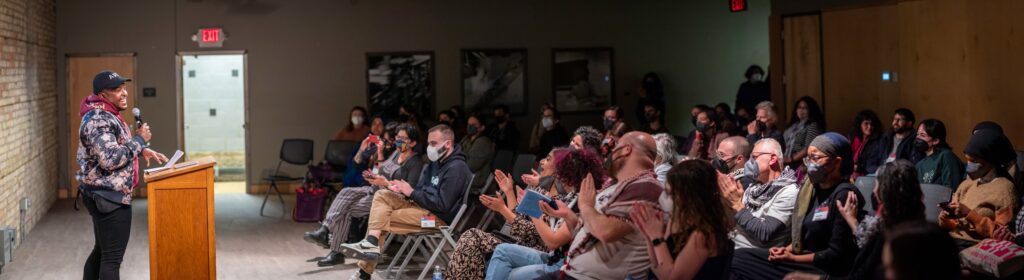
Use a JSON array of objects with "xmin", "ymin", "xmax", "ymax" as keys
[
  {"xmin": 461, "ymin": 49, "xmax": 528, "ymax": 115},
  {"xmin": 366, "ymin": 51, "xmax": 436, "ymax": 119},
  {"xmin": 552, "ymin": 48, "xmax": 614, "ymax": 113}
]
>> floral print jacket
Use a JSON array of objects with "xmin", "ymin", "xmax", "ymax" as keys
[{"xmin": 76, "ymin": 107, "xmax": 145, "ymax": 205}]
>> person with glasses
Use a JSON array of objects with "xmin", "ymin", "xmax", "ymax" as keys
[
  {"xmin": 719, "ymin": 138, "xmax": 800, "ymax": 250},
  {"xmin": 731, "ymin": 133, "xmax": 866, "ymax": 279},
  {"xmin": 711, "ymin": 136, "xmax": 751, "ymax": 178}
]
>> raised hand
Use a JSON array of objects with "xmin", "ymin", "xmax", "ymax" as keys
[
  {"xmin": 579, "ymin": 173, "xmax": 597, "ymax": 208},
  {"xmin": 629, "ymin": 202, "xmax": 665, "ymax": 241},
  {"xmin": 494, "ymin": 169, "xmax": 515, "ymax": 194}
]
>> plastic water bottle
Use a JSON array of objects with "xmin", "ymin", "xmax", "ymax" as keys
[{"xmin": 432, "ymin": 265, "xmax": 443, "ymax": 280}]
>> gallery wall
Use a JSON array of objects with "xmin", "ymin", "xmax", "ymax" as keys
[{"xmin": 56, "ymin": 0, "xmax": 770, "ymax": 192}]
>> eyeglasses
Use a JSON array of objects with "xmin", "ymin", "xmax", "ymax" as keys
[
  {"xmin": 803, "ymin": 154, "xmax": 831, "ymax": 165},
  {"xmin": 749, "ymin": 152, "xmax": 772, "ymax": 159}
]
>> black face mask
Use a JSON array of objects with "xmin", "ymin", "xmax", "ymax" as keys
[
  {"xmin": 756, "ymin": 121, "xmax": 768, "ymax": 133},
  {"xmin": 711, "ymin": 156, "xmax": 735, "ymax": 174},
  {"xmin": 914, "ymin": 139, "xmax": 930, "ymax": 153},
  {"xmin": 603, "ymin": 119, "xmax": 615, "ymax": 130}
]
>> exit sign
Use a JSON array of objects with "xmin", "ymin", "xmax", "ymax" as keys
[
  {"xmin": 730, "ymin": 0, "xmax": 747, "ymax": 12},
  {"xmin": 193, "ymin": 28, "xmax": 226, "ymax": 48}
]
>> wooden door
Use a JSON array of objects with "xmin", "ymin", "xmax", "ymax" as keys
[
  {"xmin": 781, "ymin": 15, "xmax": 823, "ymax": 130},
  {"xmin": 66, "ymin": 55, "xmax": 136, "ymax": 198}
]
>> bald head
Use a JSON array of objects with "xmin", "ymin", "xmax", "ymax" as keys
[
  {"xmin": 620, "ymin": 131, "xmax": 657, "ymax": 162},
  {"xmin": 719, "ymin": 136, "xmax": 751, "ymax": 158}
]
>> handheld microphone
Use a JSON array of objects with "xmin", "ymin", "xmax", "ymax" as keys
[{"xmin": 132, "ymin": 107, "xmax": 143, "ymax": 126}]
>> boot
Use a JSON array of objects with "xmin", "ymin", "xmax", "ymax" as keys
[
  {"xmin": 317, "ymin": 251, "xmax": 346, "ymax": 267},
  {"xmin": 303, "ymin": 225, "xmax": 331, "ymax": 249}
]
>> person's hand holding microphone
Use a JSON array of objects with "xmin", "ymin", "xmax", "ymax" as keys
[{"xmin": 133, "ymin": 108, "xmax": 167, "ymax": 166}]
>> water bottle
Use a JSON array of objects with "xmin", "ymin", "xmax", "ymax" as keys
[{"xmin": 432, "ymin": 265, "xmax": 443, "ymax": 280}]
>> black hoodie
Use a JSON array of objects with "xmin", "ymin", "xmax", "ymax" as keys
[{"xmin": 409, "ymin": 145, "xmax": 473, "ymax": 225}]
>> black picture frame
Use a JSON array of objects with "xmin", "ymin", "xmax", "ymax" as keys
[
  {"xmin": 460, "ymin": 48, "xmax": 528, "ymax": 116},
  {"xmin": 365, "ymin": 51, "xmax": 436, "ymax": 120},
  {"xmin": 551, "ymin": 48, "xmax": 614, "ymax": 113}
]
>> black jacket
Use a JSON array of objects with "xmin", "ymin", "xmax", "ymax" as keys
[
  {"xmin": 489, "ymin": 121, "xmax": 521, "ymax": 152},
  {"xmin": 859, "ymin": 131, "xmax": 921, "ymax": 174},
  {"xmin": 409, "ymin": 145, "xmax": 473, "ymax": 225}
]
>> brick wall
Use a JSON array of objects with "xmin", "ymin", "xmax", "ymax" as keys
[{"xmin": 0, "ymin": 0, "xmax": 57, "ymax": 246}]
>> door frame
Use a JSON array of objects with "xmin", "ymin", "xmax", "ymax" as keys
[
  {"xmin": 63, "ymin": 53, "xmax": 138, "ymax": 198},
  {"xmin": 776, "ymin": 12, "xmax": 826, "ymax": 129},
  {"xmin": 175, "ymin": 50, "xmax": 251, "ymax": 192}
]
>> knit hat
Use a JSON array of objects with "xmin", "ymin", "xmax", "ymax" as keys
[
  {"xmin": 810, "ymin": 132, "xmax": 854, "ymax": 177},
  {"xmin": 964, "ymin": 130, "xmax": 1015, "ymax": 167},
  {"xmin": 972, "ymin": 121, "xmax": 1004, "ymax": 135}
]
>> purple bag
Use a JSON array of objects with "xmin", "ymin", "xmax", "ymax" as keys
[{"xmin": 293, "ymin": 187, "xmax": 328, "ymax": 222}]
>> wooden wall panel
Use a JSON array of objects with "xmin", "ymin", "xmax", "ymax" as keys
[
  {"xmin": 822, "ymin": 5, "xmax": 899, "ymax": 135},
  {"xmin": 782, "ymin": 15, "xmax": 823, "ymax": 128},
  {"xmin": 964, "ymin": 0, "xmax": 1024, "ymax": 151}
]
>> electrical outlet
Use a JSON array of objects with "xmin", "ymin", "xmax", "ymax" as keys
[{"xmin": 20, "ymin": 198, "xmax": 30, "ymax": 211}]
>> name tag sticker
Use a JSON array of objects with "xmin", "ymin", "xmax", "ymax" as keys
[
  {"xmin": 812, "ymin": 205, "xmax": 830, "ymax": 222},
  {"xmin": 421, "ymin": 215, "xmax": 436, "ymax": 228}
]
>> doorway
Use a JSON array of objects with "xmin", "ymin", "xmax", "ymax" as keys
[{"xmin": 179, "ymin": 53, "xmax": 248, "ymax": 193}]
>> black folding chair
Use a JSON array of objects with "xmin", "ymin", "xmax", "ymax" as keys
[{"xmin": 260, "ymin": 139, "xmax": 314, "ymax": 216}]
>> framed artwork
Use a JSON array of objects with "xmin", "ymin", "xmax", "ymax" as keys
[
  {"xmin": 551, "ymin": 48, "xmax": 614, "ymax": 112},
  {"xmin": 461, "ymin": 49, "xmax": 528, "ymax": 115},
  {"xmin": 366, "ymin": 51, "xmax": 436, "ymax": 119}
]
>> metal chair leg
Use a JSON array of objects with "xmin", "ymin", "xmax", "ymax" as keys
[
  {"xmin": 274, "ymin": 183, "xmax": 285, "ymax": 216},
  {"xmin": 417, "ymin": 235, "xmax": 450, "ymax": 280},
  {"xmin": 395, "ymin": 236, "xmax": 424, "ymax": 280},
  {"xmin": 384, "ymin": 235, "xmax": 414, "ymax": 279},
  {"xmin": 260, "ymin": 181, "xmax": 276, "ymax": 216}
]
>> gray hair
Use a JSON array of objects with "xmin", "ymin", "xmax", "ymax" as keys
[
  {"xmin": 756, "ymin": 101, "xmax": 778, "ymax": 125},
  {"xmin": 721, "ymin": 136, "xmax": 751, "ymax": 158},
  {"xmin": 753, "ymin": 138, "xmax": 784, "ymax": 170},
  {"xmin": 653, "ymin": 133, "xmax": 681, "ymax": 165}
]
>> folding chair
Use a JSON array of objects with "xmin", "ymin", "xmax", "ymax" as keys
[
  {"xmin": 260, "ymin": 138, "xmax": 313, "ymax": 216},
  {"xmin": 921, "ymin": 183, "xmax": 954, "ymax": 223},
  {"xmin": 492, "ymin": 150, "xmax": 516, "ymax": 174},
  {"xmin": 853, "ymin": 176, "xmax": 877, "ymax": 212},
  {"xmin": 322, "ymin": 140, "xmax": 358, "ymax": 199},
  {"xmin": 511, "ymin": 154, "xmax": 537, "ymax": 187}
]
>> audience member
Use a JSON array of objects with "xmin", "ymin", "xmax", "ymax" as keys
[
  {"xmin": 334, "ymin": 106, "xmax": 371, "ymax": 141},
  {"xmin": 914, "ymin": 119, "xmax": 963, "ymax": 189},
  {"xmin": 940, "ymin": 129, "xmax": 1017, "ymax": 248},
  {"xmin": 536, "ymin": 132, "xmax": 665, "ymax": 280},
  {"xmin": 438, "ymin": 110, "xmax": 465, "ymax": 142},
  {"xmin": 303, "ymin": 123, "xmax": 423, "ymax": 267},
  {"xmin": 489, "ymin": 104, "xmax": 521, "ymax": 152},
  {"xmin": 571, "ymin": 126, "xmax": 602, "ymax": 154},
  {"xmin": 721, "ymin": 138, "xmax": 799, "ymax": 249},
  {"xmin": 731, "ymin": 133, "xmax": 865, "ymax": 279},
  {"xmin": 716, "ymin": 102, "xmax": 739, "ymax": 135},
  {"xmin": 782, "ymin": 96, "xmax": 825, "ymax": 169},
  {"xmin": 653, "ymin": 133, "xmax": 682, "ymax": 183},
  {"xmin": 635, "ymin": 72, "xmax": 666, "ymax": 128},
  {"xmin": 884, "ymin": 221, "xmax": 962, "ymax": 280},
  {"xmin": 687, "ymin": 108, "xmax": 731, "ymax": 160},
  {"xmin": 341, "ymin": 125, "xmax": 472, "ymax": 280},
  {"xmin": 602, "ymin": 106, "xmax": 629, "ymax": 134},
  {"xmin": 735, "ymin": 65, "xmax": 770, "ymax": 118},
  {"xmin": 530, "ymin": 104, "xmax": 571, "ymax": 157},
  {"xmin": 461, "ymin": 114, "xmax": 496, "ymax": 189},
  {"xmin": 342, "ymin": 116, "xmax": 387, "ymax": 187},
  {"xmin": 712, "ymin": 136, "xmax": 751, "ymax": 177},
  {"xmin": 398, "ymin": 104, "xmax": 428, "ymax": 134},
  {"xmin": 971, "ymin": 121, "xmax": 1020, "ymax": 176},
  {"xmin": 850, "ymin": 110, "xmax": 883, "ymax": 179},
  {"xmin": 746, "ymin": 101, "xmax": 785, "ymax": 150},
  {"xmin": 601, "ymin": 121, "xmax": 630, "ymax": 157},
  {"xmin": 630, "ymin": 160, "xmax": 735, "ymax": 280},
  {"xmin": 642, "ymin": 102, "xmax": 670, "ymax": 135}
]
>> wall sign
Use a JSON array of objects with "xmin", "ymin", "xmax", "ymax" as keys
[
  {"xmin": 192, "ymin": 28, "xmax": 227, "ymax": 48},
  {"xmin": 730, "ymin": 0, "xmax": 747, "ymax": 12}
]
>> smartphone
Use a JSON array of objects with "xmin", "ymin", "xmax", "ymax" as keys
[
  {"xmin": 546, "ymin": 198, "xmax": 559, "ymax": 210},
  {"xmin": 367, "ymin": 134, "xmax": 380, "ymax": 145},
  {"xmin": 938, "ymin": 201, "xmax": 960, "ymax": 218}
]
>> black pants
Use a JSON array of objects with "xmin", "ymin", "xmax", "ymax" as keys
[
  {"xmin": 730, "ymin": 248, "xmax": 824, "ymax": 280},
  {"xmin": 83, "ymin": 194, "xmax": 132, "ymax": 280}
]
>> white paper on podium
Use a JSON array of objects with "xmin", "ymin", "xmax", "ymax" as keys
[{"xmin": 144, "ymin": 150, "xmax": 184, "ymax": 174}]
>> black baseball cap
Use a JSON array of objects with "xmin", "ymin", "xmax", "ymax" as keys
[{"xmin": 93, "ymin": 70, "xmax": 132, "ymax": 94}]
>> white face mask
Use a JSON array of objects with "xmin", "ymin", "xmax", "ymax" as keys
[
  {"xmin": 351, "ymin": 116, "xmax": 364, "ymax": 125},
  {"xmin": 751, "ymin": 73, "xmax": 763, "ymax": 82},
  {"xmin": 542, "ymin": 117, "xmax": 554, "ymax": 129},
  {"xmin": 427, "ymin": 141, "xmax": 448, "ymax": 162}
]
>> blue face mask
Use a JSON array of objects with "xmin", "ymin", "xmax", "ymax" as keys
[
  {"xmin": 395, "ymin": 140, "xmax": 408, "ymax": 152},
  {"xmin": 965, "ymin": 161, "xmax": 982, "ymax": 177},
  {"xmin": 743, "ymin": 159, "xmax": 760, "ymax": 179}
]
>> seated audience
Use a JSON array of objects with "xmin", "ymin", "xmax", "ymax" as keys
[
  {"xmin": 735, "ymin": 65, "xmax": 770, "ymax": 120},
  {"xmin": 602, "ymin": 106, "xmax": 629, "ymax": 134},
  {"xmin": 534, "ymin": 132, "xmax": 666, "ymax": 280},
  {"xmin": 334, "ymin": 106, "xmax": 371, "ymax": 141},
  {"xmin": 682, "ymin": 104, "xmax": 712, "ymax": 152},
  {"xmin": 630, "ymin": 160, "xmax": 736, "ymax": 280},
  {"xmin": 914, "ymin": 119, "xmax": 963, "ymax": 189},
  {"xmin": 786, "ymin": 159, "xmax": 927, "ymax": 280},
  {"xmin": 716, "ymin": 102, "xmax": 739, "ymax": 135},
  {"xmin": 449, "ymin": 148, "xmax": 604, "ymax": 280},
  {"xmin": 884, "ymin": 221, "xmax": 962, "ymax": 280},
  {"xmin": 940, "ymin": 129, "xmax": 1017, "ymax": 248},
  {"xmin": 745, "ymin": 101, "xmax": 785, "ymax": 150},
  {"xmin": 303, "ymin": 123, "xmax": 423, "ymax": 266},
  {"xmin": 860, "ymin": 108, "xmax": 920, "ymax": 175},
  {"xmin": 731, "ymin": 133, "xmax": 865, "ymax": 279},
  {"xmin": 642, "ymin": 102, "xmax": 670, "ymax": 135},
  {"xmin": 489, "ymin": 104, "xmax": 521, "ymax": 152},
  {"xmin": 438, "ymin": 109, "xmax": 465, "ymax": 142},
  {"xmin": 970, "ymin": 121, "xmax": 1020, "ymax": 177},
  {"xmin": 571, "ymin": 126, "xmax": 602, "ymax": 153},
  {"xmin": 635, "ymin": 72, "xmax": 666, "ymax": 128},
  {"xmin": 601, "ymin": 121, "xmax": 630, "ymax": 157},
  {"xmin": 720, "ymin": 138, "xmax": 799, "ymax": 249},
  {"xmin": 653, "ymin": 133, "xmax": 683, "ymax": 183},
  {"xmin": 712, "ymin": 136, "xmax": 751, "ymax": 177},
  {"xmin": 850, "ymin": 110, "xmax": 883, "ymax": 179},
  {"xmin": 460, "ymin": 114, "xmax": 495, "ymax": 190},
  {"xmin": 687, "ymin": 108, "xmax": 731, "ymax": 160},
  {"xmin": 342, "ymin": 116, "xmax": 386, "ymax": 187},
  {"xmin": 530, "ymin": 104, "xmax": 570, "ymax": 157},
  {"xmin": 340, "ymin": 125, "xmax": 472, "ymax": 280},
  {"xmin": 782, "ymin": 96, "xmax": 825, "ymax": 169},
  {"xmin": 397, "ymin": 104, "xmax": 428, "ymax": 134}
]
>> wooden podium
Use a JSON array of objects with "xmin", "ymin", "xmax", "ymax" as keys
[{"xmin": 144, "ymin": 156, "xmax": 218, "ymax": 280}]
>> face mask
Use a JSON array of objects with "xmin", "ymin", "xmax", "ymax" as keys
[
  {"xmin": 542, "ymin": 117, "xmax": 554, "ymax": 129},
  {"xmin": 913, "ymin": 139, "xmax": 929, "ymax": 153},
  {"xmin": 395, "ymin": 140, "xmax": 408, "ymax": 152},
  {"xmin": 965, "ymin": 161, "xmax": 982, "ymax": 178},
  {"xmin": 351, "ymin": 116, "xmax": 364, "ymax": 125},
  {"xmin": 743, "ymin": 158, "xmax": 760, "ymax": 179},
  {"xmin": 756, "ymin": 121, "xmax": 768, "ymax": 133},
  {"xmin": 712, "ymin": 156, "xmax": 735, "ymax": 174},
  {"xmin": 751, "ymin": 73, "xmax": 763, "ymax": 82},
  {"xmin": 658, "ymin": 191, "xmax": 673, "ymax": 212},
  {"xmin": 427, "ymin": 141, "xmax": 448, "ymax": 162},
  {"xmin": 696, "ymin": 122, "xmax": 708, "ymax": 132},
  {"xmin": 603, "ymin": 119, "xmax": 615, "ymax": 130},
  {"xmin": 467, "ymin": 125, "xmax": 479, "ymax": 136},
  {"xmin": 605, "ymin": 146, "xmax": 626, "ymax": 175},
  {"xmin": 805, "ymin": 161, "xmax": 827, "ymax": 183}
]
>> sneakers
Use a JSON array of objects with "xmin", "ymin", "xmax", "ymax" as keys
[{"xmin": 339, "ymin": 239, "xmax": 381, "ymax": 261}]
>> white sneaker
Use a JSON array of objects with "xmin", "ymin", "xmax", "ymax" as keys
[
  {"xmin": 347, "ymin": 272, "xmax": 368, "ymax": 280},
  {"xmin": 339, "ymin": 239, "xmax": 380, "ymax": 261}
]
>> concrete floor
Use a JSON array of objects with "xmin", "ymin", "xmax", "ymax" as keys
[{"xmin": 0, "ymin": 194, "xmax": 366, "ymax": 280}]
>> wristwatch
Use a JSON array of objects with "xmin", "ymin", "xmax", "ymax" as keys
[{"xmin": 651, "ymin": 238, "xmax": 665, "ymax": 247}]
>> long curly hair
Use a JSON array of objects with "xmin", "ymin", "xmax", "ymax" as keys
[
  {"xmin": 553, "ymin": 148, "xmax": 606, "ymax": 191},
  {"xmin": 665, "ymin": 160, "xmax": 734, "ymax": 254},
  {"xmin": 877, "ymin": 160, "xmax": 926, "ymax": 229}
]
